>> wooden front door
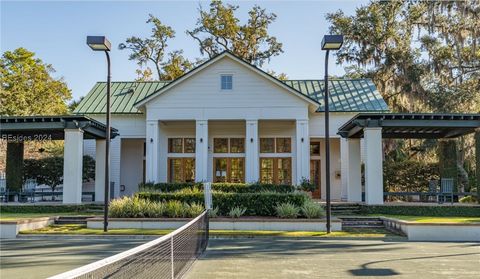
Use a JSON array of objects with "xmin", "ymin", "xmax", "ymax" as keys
[{"xmin": 310, "ymin": 160, "xmax": 321, "ymax": 198}]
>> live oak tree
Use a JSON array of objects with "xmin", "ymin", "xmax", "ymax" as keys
[
  {"xmin": 0, "ymin": 48, "xmax": 71, "ymax": 192},
  {"xmin": 327, "ymin": 0, "xmax": 480, "ymax": 194},
  {"xmin": 187, "ymin": 0, "xmax": 283, "ymax": 67},
  {"xmin": 119, "ymin": 14, "xmax": 193, "ymax": 80},
  {"xmin": 1, "ymin": 48, "xmax": 71, "ymax": 116}
]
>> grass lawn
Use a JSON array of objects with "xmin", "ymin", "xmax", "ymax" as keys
[
  {"xmin": 20, "ymin": 224, "xmax": 399, "ymax": 238},
  {"xmin": 0, "ymin": 212, "xmax": 97, "ymax": 221},
  {"xmin": 372, "ymin": 215, "xmax": 480, "ymax": 223}
]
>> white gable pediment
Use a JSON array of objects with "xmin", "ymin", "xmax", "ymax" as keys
[{"xmin": 137, "ymin": 53, "xmax": 319, "ymax": 120}]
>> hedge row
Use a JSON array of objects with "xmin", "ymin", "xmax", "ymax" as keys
[
  {"xmin": 0, "ymin": 204, "xmax": 93, "ymax": 214},
  {"xmin": 139, "ymin": 182, "xmax": 295, "ymax": 193},
  {"xmin": 360, "ymin": 205, "xmax": 480, "ymax": 217},
  {"xmin": 136, "ymin": 191, "xmax": 308, "ymax": 216}
]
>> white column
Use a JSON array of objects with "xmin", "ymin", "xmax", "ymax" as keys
[
  {"xmin": 295, "ymin": 119, "xmax": 310, "ymax": 185},
  {"xmin": 340, "ymin": 138, "xmax": 348, "ymax": 201},
  {"xmin": 195, "ymin": 120, "xmax": 208, "ymax": 182},
  {"xmin": 245, "ymin": 119, "xmax": 259, "ymax": 183},
  {"xmin": 346, "ymin": 138, "xmax": 362, "ymax": 202},
  {"xmin": 364, "ymin": 127, "xmax": 383, "ymax": 204},
  {"xmin": 110, "ymin": 137, "xmax": 121, "ymax": 198},
  {"xmin": 94, "ymin": 139, "xmax": 106, "ymax": 202},
  {"xmin": 63, "ymin": 129, "xmax": 84, "ymax": 204},
  {"xmin": 146, "ymin": 120, "xmax": 159, "ymax": 183}
]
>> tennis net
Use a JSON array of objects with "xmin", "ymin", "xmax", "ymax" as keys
[{"xmin": 48, "ymin": 210, "xmax": 209, "ymax": 279}]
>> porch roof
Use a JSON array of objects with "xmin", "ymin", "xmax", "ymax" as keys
[
  {"xmin": 337, "ymin": 113, "xmax": 480, "ymax": 139},
  {"xmin": 0, "ymin": 115, "xmax": 118, "ymax": 140}
]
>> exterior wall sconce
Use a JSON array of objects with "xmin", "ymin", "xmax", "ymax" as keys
[
  {"xmin": 250, "ymin": 138, "xmax": 253, "ymax": 143},
  {"xmin": 200, "ymin": 138, "xmax": 203, "ymax": 143},
  {"xmin": 150, "ymin": 138, "xmax": 153, "ymax": 143},
  {"xmin": 301, "ymin": 138, "xmax": 304, "ymax": 143}
]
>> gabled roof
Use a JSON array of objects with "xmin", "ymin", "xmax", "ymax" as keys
[
  {"xmin": 74, "ymin": 52, "xmax": 389, "ymax": 115},
  {"xmin": 133, "ymin": 51, "xmax": 320, "ymax": 108}
]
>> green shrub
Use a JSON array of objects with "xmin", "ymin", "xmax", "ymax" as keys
[
  {"xmin": 138, "ymin": 182, "xmax": 295, "ymax": 193},
  {"xmin": 301, "ymin": 201, "xmax": 325, "ymax": 219},
  {"xmin": 228, "ymin": 206, "xmax": 246, "ymax": 218},
  {"xmin": 459, "ymin": 195, "xmax": 478, "ymax": 204},
  {"xmin": 275, "ymin": 202, "xmax": 300, "ymax": 218},
  {"xmin": 212, "ymin": 183, "xmax": 294, "ymax": 193},
  {"xmin": 165, "ymin": 200, "xmax": 186, "ymax": 218},
  {"xmin": 187, "ymin": 202, "xmax": 205, "ymax": 217},
  {"xmin": 208, "ymin": 207, "xmax": 220, "ymax": 218},
  {"xmin": 149, "ymin": 202, "xmax": 166, "ymax": 218},
  {"xmin": 109, "ymin": 196, "xmax": 156, "ymax": 218},
  {"xmin": 360, "ymin": 205, "xmax": 480, "ymax": 217},
  {"xmin": 137, "ymin": 191, "xmax": 309, "ymax": 216}
]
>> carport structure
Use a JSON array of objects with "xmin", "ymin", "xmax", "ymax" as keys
[
  {"xmin": 338, "ymin": 113, "xmax": 480, "ymax": 204},
  {"xmin": 0, "ymin": 115, "xmax": 118, "ymax": 204}
]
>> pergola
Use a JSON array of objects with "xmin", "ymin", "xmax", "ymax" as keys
[
  {"xmin": 338, "ymin": 113, "xmax": 480, "ymax": 204},
  {"xmin": 0, "ymin": 115, "xmax": 118, "ymax": 204}
]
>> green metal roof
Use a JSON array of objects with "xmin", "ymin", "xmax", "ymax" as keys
[
  {"xmin": 74, "ymin": 81, "xmax": 169, "ymax": 114},
  {"xmin": 284, "ymin": 79, "xmax": 388, "ymax": 112},
  {"xmin": 74, "ymin": 79, "xmax": 388, "ymax": 114}
]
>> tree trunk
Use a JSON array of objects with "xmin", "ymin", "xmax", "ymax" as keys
[{"xmin": 6, "ymin": 142, "xmax": 24, "ymax": 194}]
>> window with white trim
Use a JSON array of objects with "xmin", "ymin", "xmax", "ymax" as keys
[{"xmin": 220, "ymin": 75, "xmax": 233, "ymax": 90}]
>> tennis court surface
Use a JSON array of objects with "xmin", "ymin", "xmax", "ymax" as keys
[
  {"xmin": 0, "ymin": 238, "xmax": 150, "ymax": 279},
  {"xmin": 186, "ymin": 238, "xmax": 480, "ymax": 279}
]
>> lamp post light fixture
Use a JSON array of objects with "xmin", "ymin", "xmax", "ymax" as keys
[
  {"xmin": 321, "ymin": 34, "xmax": 343, "ymax": 234},
  {"xmin": 87, "ymin": 36, "xmax": 111, "ymax": 232}
]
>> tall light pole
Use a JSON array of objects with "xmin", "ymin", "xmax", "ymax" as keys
[
  {"xmin": 87, "ymin": 36, "xmax": 111, "ymax": 232},
  {"xmin": 321, "ymin": 34, "xmax": 343, "ymax": 234}
]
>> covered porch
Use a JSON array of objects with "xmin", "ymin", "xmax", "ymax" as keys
[
  {"xmin": 338, "ymin": 113, "xmax": 480, "ymax": 205},
  {"xmin": 0, "ymin": 115, "xmax": 118, "ymax": 204},
  {"xmin": 145, "ymin": 119, "xmax": 310, "ymax": 186}
]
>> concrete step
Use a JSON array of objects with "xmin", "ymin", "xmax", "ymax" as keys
[
  {"xmin": 340, "ymin": 217, "xmax": 385, "ymax": 229},
  {"xmin": 343, "ymin": 225, "xmax": 386, "ymax": 229},
  {"xmin": 54, "ymin": 219, "xmax": 87, "ymax": 225},
  {"xmin": 54, "ymin": 216, "xmax": 91, "ymax": 225}
]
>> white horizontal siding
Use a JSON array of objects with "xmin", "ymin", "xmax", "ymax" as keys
[
  {"xmin": 89, "ymin": 114, "xmax": 146, "ymax": 138},
  {"xmin": 309, "ymin": 112, "xmax": 356, "ymax": 137},
  {"xmin": 145, "ymin": 57, "xmax": 310, "ymax": 121}
]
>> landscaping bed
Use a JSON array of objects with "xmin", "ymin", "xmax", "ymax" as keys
[
  {"xmin": 370, "ymin": 215, "xmax": 480, "ymax": 224},
  {"xmin": 381, "ymin": 216, "xmax": 480, "ymax": 241},
  {"xmin": 20, "ymin": 224, "xmax": 392, "ymax": 238},
  {"xmin": 360, "ymin": 204, "xmax": 480, "ymax": 217},
  {"xmin": 1, "ymin": 216, "xmax": 56, "ymax": 238},
  {"xmin": 87, "ymin": 216, "xmax": 342, "ymax": 232}
]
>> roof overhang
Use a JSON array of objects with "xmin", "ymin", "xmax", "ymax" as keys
[
  {"xmin": 0, "ymin": 115, "xmax": 118, "ymax": 140},
  {"xmin": 338, "ymin": 113, "xmax": 480, "ymax": 139},
  {"xmin": 134, "ymin": 51, "xmax": 320, "ymax": 110}
]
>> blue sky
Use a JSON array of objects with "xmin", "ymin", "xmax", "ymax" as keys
[{"xmin": 1, "ymin": 0, "xmax": 367, "ymax": 101}]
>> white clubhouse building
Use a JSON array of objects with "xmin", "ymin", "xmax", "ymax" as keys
[{"xmin": 75, "ymin": 51, "xmax": 389, "ymax": 204}]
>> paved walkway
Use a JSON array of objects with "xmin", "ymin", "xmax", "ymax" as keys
[
  {"xmin": 186, "ymin": 238, "xmax": 480, "ymax": 278},
  {"xmin": 0, "ymin": 238, "xmax": 148, "ymax": 279}
]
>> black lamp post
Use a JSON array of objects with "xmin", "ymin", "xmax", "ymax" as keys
[
  {"xmin": 87, "ymin": 36, "xmax": 111, "ymax": 232},
  {"xmin": 321, "ymin": 34, "xmax": 343, "ymax": 234}
]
